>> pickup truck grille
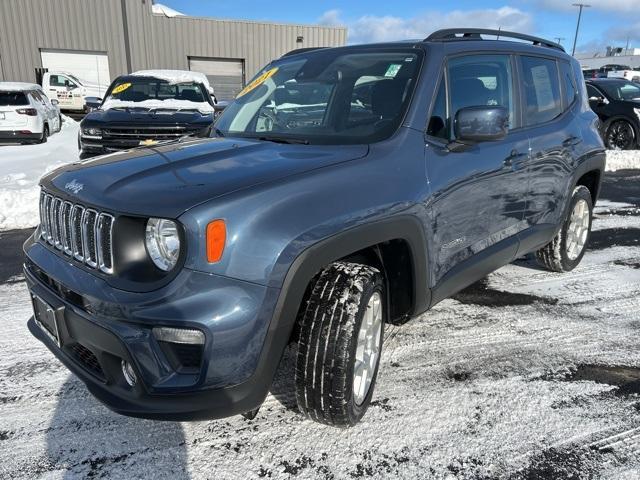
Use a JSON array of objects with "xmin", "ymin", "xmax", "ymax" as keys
[
  {"xmin": 39, "ymin": 191, "xmax": 114, "ymax": 274},
  {"xmin": 103, "ymin": 126, "xmax": 200, "ymax": 141}
]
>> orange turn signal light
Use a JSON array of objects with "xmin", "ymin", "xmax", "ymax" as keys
[{"xmin": 206, "ymin": 219, "xmax": 226, "ymax": 263}]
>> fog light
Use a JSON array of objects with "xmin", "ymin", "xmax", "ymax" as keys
[
  {"xmin": 121, "ymin": 360, "xmax": 137, "ymax": 387},
  {"xmin": 153, "ymin": 327, "xmax": 205, "ymax": 345}
]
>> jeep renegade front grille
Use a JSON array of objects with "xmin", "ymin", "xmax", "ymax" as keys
[{"xmin": 39, "ymin": 191, "xmax": 114, "ymax": 274}]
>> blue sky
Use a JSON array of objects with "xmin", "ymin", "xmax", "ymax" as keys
[{"xmin": 160, "ymin": 0, "xmax": 640, "ymax": 54}]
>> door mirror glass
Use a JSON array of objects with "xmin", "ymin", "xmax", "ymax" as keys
[
  {"xmin": 454, "ymin": 106, "xmax": 509, "ymax": 142},
  {"xmin": 588, "ymin": 96, "xmax": 608, "ymax": 105}
]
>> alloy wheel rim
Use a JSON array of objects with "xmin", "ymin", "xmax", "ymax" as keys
[
  {"xmin": 608, "ymin": 122, "xmax": 634, "ymax": 150},
  {"xmin": 566, "ymin": 198, "xmax": 590, "ymax": 261},
  {"xmin": 353, "ymin": 291, "xmax": 383, "ymax": 406}
]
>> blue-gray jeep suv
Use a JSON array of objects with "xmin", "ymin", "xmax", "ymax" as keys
[{"xmin": 24, "ymin": 29, "xmax": 605, "ymax": 427}]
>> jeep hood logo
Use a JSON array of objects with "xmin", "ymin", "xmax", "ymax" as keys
[{"xmin": 64, "ymin": 179, "xmax": 84, "ymax": 194}]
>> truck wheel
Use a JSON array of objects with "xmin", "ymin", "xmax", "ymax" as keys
[
  {"xmin": 295, "ymin": 262, "xmax": 384, "ymax": 427},
  {"xmin": 535, "ymin": 185, "xmax": 593, "ymax": 272}
]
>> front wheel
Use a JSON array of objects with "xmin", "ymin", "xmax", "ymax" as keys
[
  {"xmin": 605, "ymin": 119, "xmax": 636, "ymax": 150},
  {"xmin": 295, "ymin": 262, "xmax": 385, "ymax": 427},
  {"xmin": 535, "ymin": 185, "xmax": 593, "ymax": 272}
]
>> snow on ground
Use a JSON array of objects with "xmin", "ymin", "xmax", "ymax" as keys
[
  {"xmin": 606, "ymin": 150, "xmax": 640, "ymax": 171},
  {"xmin": 0, "ymin": 173, "xmax": 639, "ymax": 479},
  {"xmin": 0, "ymin": 117, "xmax": 79, "ymax": 231}
]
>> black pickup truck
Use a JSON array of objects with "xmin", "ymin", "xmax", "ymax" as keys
[{"xmin": 78, "ymin": 70, "xmax": 216, "ymax": 156}]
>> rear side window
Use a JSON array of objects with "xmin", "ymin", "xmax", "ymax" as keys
[
  {"xmin": 0, "ymin": 91, "xmax": 29, "ymax": 106},
  {"xmin": 560, "ymin": 61, "xmax": 577, "ymax": 107},
  {"xmin": 519, "ymin": 56, "xmax": 562, "ymax": 126}
]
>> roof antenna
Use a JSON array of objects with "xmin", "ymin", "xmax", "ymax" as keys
[{"xmin": 497, "ymin": 27, "xmax": 501, "ymax": 40}]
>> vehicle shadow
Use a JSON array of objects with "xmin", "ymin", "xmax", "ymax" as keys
[
  {"xmin": 45, "ymin": 376, "xmax": 191, "ymax": 478},
  {"xmin": 269, "ymin": 344, "xmax": 299, "ymax": 413}
]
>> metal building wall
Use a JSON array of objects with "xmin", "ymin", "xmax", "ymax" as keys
[
  {"xmin": 0, "ymin": 0, "xmax": 347, "ymax": 83},
  {"xmin": 0, "ymin": 0, "xmax": 130, "ymax": 82}
]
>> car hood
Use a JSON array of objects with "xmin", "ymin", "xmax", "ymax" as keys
[
  {"xmin": 41, "ymin": 137, "xmax": 368, "ymax": 218},
  {"xmin": 82, "ymin": 108, "xmax": 213, "ymax": 126}
]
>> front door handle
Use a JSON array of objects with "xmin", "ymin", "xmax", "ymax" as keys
[{"xmin": 504, "ymin": 149, "xmax": 527, "ymax": 167}]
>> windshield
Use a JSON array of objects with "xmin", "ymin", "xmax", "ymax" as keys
[
  {"xmin": 0, "ymin": 91, "xmax": 29, "ymax": 106},
  {"xmin": 600, "ymin": 81, "xmax": 640, "ymax": 101},
  {"xmin": 215, "ymin": 48, "xmax": 422, "ymax": 145},
  {"xmin": 104, "ymin": 77, "xmax": 208, "ymax": 105}
]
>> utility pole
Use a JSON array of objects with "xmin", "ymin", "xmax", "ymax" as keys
[
  {"xmin": 571, "ymin": 3, "xmax": 591, "ymax": 56},
  {"xmin": 554, "ymin": 37, "xmax": 565, "ymax": 47}
]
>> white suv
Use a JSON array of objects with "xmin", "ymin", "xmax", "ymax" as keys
[{"xmin": 0, "ymin": 82, "xmax": 62, "ymax": 144}]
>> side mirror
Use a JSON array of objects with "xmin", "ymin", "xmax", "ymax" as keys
[
  {"xmin": 84, "ymin": 96, "xmax": 102, "ymax": 111},
  {"xmin": 50, "ymin": 99, "xmax": 59, "ymax": 106},
  {"xmin": 454, "ymin": 106, "xmax": 509, "ymax": 143},
  {"xmin": 588, "ymin": 96, "xmax": 608, "ymax": 105}
]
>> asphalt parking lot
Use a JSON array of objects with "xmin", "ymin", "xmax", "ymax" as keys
[{"xmin": 0, "ymin": 170, "xmax": 639, "ymax": 479}]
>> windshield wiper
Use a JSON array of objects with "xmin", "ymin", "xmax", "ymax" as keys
[{"xmin": 257, "ymin": 135, "xmax": 309, "ymax": 145}]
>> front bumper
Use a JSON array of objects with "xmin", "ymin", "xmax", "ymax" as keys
[{"xmin": 24, "ymin": 234, "xmax": 284, "ymax": 420}]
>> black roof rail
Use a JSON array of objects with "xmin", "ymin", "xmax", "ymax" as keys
[
  {"xmin": 424, "ymin": 28, "xmax": 565, "ymax": 52},
  {"xmin": 281, "ymin": 47, "xmax": 327, "ymax": 58}
]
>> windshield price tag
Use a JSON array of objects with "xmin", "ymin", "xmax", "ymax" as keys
[
  {"xmin": 112, "ymin": 82, "xmax": 132, "ymax": 95},
  {"xmin": 236, "ymin": 67, "xmax": 279, "ymax": 98}
]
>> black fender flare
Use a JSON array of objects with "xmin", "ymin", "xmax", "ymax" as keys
[{"xmin": 239, "ymin": 215, "xmax": 430, "ymax": 412}]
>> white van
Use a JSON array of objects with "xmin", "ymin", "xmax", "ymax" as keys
[
  {"xmin": 0, "ymin": 82, "xmax": 62, "ymax": 144},
  {"xmin": 41, "ymin": 71, "xmax": 108, "ymax": 111}
]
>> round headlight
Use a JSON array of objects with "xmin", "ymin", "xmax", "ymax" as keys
[
  {"xmin": 82, "ymin": 127, "xmax": 102, "ymax": 137},
  {"xmin": 145, "ymin": 218, "xmax": 181, "ymax": 271}
]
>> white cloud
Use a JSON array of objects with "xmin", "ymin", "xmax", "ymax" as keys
[
  {"xmin": 536, "ymin": 0, "xmax": 640, "ymax": 13},
  {"xmin": 319, "ymin": 7, "xmax": 535, "ymax": 45}
]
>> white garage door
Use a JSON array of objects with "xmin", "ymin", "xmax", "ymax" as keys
[
  {"xmin": 41, "ymin": 50, "xmax": 110, "ymax": 87},
  {"xmin": 189, "ymin": 57, "xmax": 244, "ymax": 101}
]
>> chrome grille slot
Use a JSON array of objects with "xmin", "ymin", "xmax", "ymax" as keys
[
  {"xmin": 38, "ymin": 190, "xmax": 115, "ymax": 274},
  {"xmin": 96, "ymin": 214, "xmax": 114, "ymax": 274},
  {"xmin": 82, "ymin": 209, "xmax": 98, "ymax": 268},
  {"xmin": 71, "ymin": 205, "xmax": 85, "ymax": 261}
]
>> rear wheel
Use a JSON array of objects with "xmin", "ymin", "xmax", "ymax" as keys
[
  {"xmin": 295, "ymin": 262, "xmax": 384, "ymax": 427},
  {"xmin": 535, "ymin": 185, "xmax": 593, "ymax": 272},
  {"xmin": 39, "ymin": 124, "xmax": 49, "ymax": 144},
  {"xmin": 605, "ymin": 119, "xmax": 636, "ymax": 150}
]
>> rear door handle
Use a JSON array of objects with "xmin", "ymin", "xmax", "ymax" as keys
[{"xmin": 563, "ymin": 135, "xmax": 582, "ymax": 147}]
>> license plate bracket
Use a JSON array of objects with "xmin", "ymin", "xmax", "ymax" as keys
[{"xmin": 31, "ymin": 294, "xmax": 62, "ymax": 347}]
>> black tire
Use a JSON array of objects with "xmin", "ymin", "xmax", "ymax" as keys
[
  {"xmin": 39, "ymin": 124, "xmax": 49, "ymax": 144},
  {"xmin": 295, "ymin": 262, "xmax": 385, "ymax": 427},
  {"xmin": 536, "ymin": 185, "xmax": 593, "ymax": 272},
  {"xmin": 604, "ymin": 119, "xmax": 636, "ymax": 150}
]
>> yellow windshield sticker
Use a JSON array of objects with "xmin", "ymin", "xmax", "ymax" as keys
[
  {"xmin": 236, "ymin": 67, "xmax": 279, "ymax": 98},
  {"xmin": 112, "ymin": 82, "xmax": 132, "ymax": 94}
]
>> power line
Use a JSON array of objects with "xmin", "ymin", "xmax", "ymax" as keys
[{"xmin": 571, "ymin": 3, "xmax": 591, "ymax": 56}]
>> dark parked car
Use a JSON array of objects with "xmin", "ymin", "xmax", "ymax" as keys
[
  {"xmin": 26, "ymin": 29, "xmax": 605, "ymax": 427},
  {"xmin": 79, "ymin": 70, "xmax": 216, "ymax": 156},
  {"xmin": 586, "ymin": 78, "xmax": 640, "ymax": 149}
]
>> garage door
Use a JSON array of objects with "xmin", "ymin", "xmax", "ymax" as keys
[
  {"xmin": 40, "ymin": 50, "xmax": 110, "ymax": 87},
  {"xmin": 189, "ymin": 57, "xmax": 244, "ymax": 101}
]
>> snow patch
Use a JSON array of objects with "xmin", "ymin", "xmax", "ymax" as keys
[
  {"xmin": 0, "ymin": 82, "xmax": 41, "ymax": 92},
  {"xmin": 0, "ymin": 116, "xmax": 80, "ymax": 231},
  {"xmin": 130, "ymin": 70, "xmax": 210, "ymax": 90},
  {"xmin": 101, "ymin": 98, "xmax": 214, "ymax": 114},
  {"xmin": 606, "ymin": 150, "xmax": 640, "ymax": 171},
  {"xmin": 151, "ymin": 3, "xmax": 185, "ymax": 17}
]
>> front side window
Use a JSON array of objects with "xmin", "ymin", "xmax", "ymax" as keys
[
  {"xmin": 426, "ymin": 76, "xmax": 447, "ymax": 139},
  {"xmin": 520, "ymin": 56, "xmax": 562, "ymax": 126},
  {"xmin": 447, "ymin": 54, "xmax": 515, "ymax": 131},
  {"xmin": 598, "ymin": 81, "xmax": 640, "ymax": 101},
  {"xmin": 586, "ymin": 84, "xmax": 604, "ymax": 99},
  {"xmin": 215, "ymin": 49, "xmax": 422, "ymax": 145}
]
